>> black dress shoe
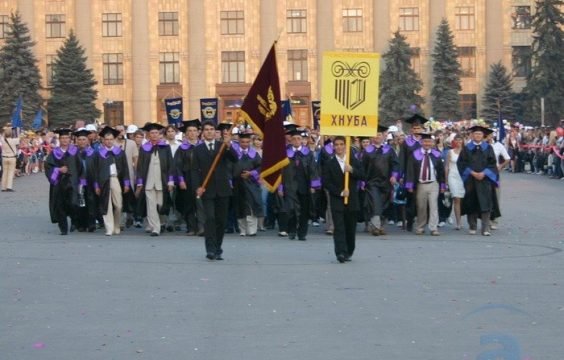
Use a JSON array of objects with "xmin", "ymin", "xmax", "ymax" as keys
[
  {"xmin": 166, "ymin": 225, "xmax": 174, "ymax": 232},
  {"xmin": 337, "ymin": 254, "xmax": 346, "ymax": 263},
  {"xmin": 215, "ymin": 255, "xmax": 224, "ymax": 261},
  {"xmin": 344, "ymin": 256, "xmax": 352, "ymax": 262},
  {"xmin": 60, "ymin": 231, "xmax": 68, "ymax": 236},
  {"xmin": 206, "ymin": 254, "xmax": 215, "ymax": 261},
  {"xmin": 288, "ymin": 233, "xmax": 296, "ymax": 240},
  {"xmin": 88, "ymin": 226, "xmax": 96, "ymax": 233},
  {"xmin": 298, "ymin": 237, "xmax": 306, "ymax": 241},
  {"xmin": 225, "ymin": 228, "xmax": 234, "ymax": 234},
  {"xmin": 77, "ymin": 227, "xmax": 86, "ymax": 232},
  {"xmin": 150, "ymin": 232, "xmax": 159, "ymax": 237}
]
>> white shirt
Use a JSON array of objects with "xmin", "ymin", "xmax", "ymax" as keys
[
  {"xmin": 419, "ymin": 150, "xmax": 436, "ymax": 183},
  {"xmin": 492, "ymin": 142, "xmax": 510, "ymax": 166},
  {"xmin": 336, "ymin": 154, "xmax": 346, "ymax": 173},
  {"xmin": 206, "ymin": 141, "xmax": 215, "ymax": 151}
]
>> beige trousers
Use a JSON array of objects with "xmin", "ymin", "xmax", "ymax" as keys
[
  {"xmin": 416, "ymin": 182, "xmax": 439, "ymax": 232},
  {"xmin": 145, "ymin": 188, "xmax": 164, "ymax": 233},
  {"xmin": 1, "ymin": 157, "xmax": 16, "ymax": 190},
  {"xmin": 103, "ymin": 177, "xmax": 123, "ymax": 235},
  {"xmin": 238, "ymin": 216, "xmax": 258, "ymax": 235}
]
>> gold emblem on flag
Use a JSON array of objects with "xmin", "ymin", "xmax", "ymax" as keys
[{"xmin": 257, "ymin": 86, "xmax": 277, "ymax": 121}]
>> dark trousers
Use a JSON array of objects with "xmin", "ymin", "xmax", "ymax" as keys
[
  {"xmin": 202, "ymin": 196, "xmax": 230, "ymax": 256},
  {"xmin": 331, "ymin": 207, "xmax": 357, "ymax": 257},
  {"xmin": 405, "ymin": 192, "xmax": 416, "ymax": 230},
  {"xmin": 288, "ymin": 193, "xmax": 310, "ymax": 238}
]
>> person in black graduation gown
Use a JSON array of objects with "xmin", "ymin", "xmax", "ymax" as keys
[
  {"xmin": 94, "ymin": 126, "xmax": 131, "ymax": 236},
  {"xmin": 192, "ymin": 120, "xmax": 238, "ymax": 260},
  {"xmin": 232, "ymin": 132, "xmax": 263, "ymax": 236},
  {"xmin": 399, "ymin": 114, "xmax": 427, "ymax": 231},
  {"xmin": 317, "ymin": 137, "xmax": 335, "ymax": 235},
  {"xmin": 322, "ymin": 136, "xmax": 365, "ymax": 263},
  {"xmin": 362, "ymin": 125, "xmax": 400, "ymax": 236},
  {"xmin": 136, "ymin": 123, "xmax": 175, "ymax": 236},
  {"xmin": 45, "ymin": 128, "xmax": 84, "ymax": 235},
  {"xmin": 174, "ymin": 119, "xmax": 202, "ymax": 235},
  {"xmin": 74, "ymin": 129, "xmax": 97, "ymax": 232},
  {"xmin": 279, "ymin": 128, "xmax": 321, "ymax": 241},
  {"xmin": 457, "ymin": 125, "xmax": 499, "ymax": 236}
]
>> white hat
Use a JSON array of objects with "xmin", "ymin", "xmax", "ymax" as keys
[
  {"xmin": 85, "ymin": 124, "xmax": 97, "ymax": 132},
  {"xmin": 126, "ymin": 124, "xmax": 138, "ymax": 134},
  {"xmin": 388, "ymin": 125, "xmax": 399, "ymax": 133},
  {"xmin": 231, "ymin": 127, "xmax": 240, "ymax": 135}
]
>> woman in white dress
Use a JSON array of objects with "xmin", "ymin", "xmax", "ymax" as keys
[{"xmin": 446, "ymin": 134, "xmax": 465, "ymax": 229}]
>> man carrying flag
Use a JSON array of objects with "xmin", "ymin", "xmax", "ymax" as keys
[{"xmin": 239, "ymin": 44, "xmax": 289, "ymax": 193}]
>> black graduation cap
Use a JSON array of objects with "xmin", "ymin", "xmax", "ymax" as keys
[
  {"xmin": 238, "ymin": 132, "xmax": 253, "ymax": 139},
  {"xmin": 99, "ymin": 126, "xmax": 120, "ymax": 138},
  {"xmin": 54, "ymin": 128, "xmax": 73, "ymax": 136},
  {"xmin": 404, "ymin": 114, "xmax": 429, "ymax": 126},
  {"xmin": 179, "ymin": 119, "xmax": 201, "ymax": 132},
  {"xmin": 468, "ymin": 125, "xmax": 494, "ymax": 136},
  {"xmin": 286, "ymin": 129, "xmax": 307, "ymax": 137},
  {"xmin": 73, "ymin": 129, "xmax": 91, "ymax": 138},
  {"xmin": 216, "ymin": 122, "xmax": 233, "ymax": 132},
  {"xmin": 378, "ymin": 125, "xmax": 389, "ymax": 133},
  {"xmin": 140, "ymin": 122, "xmax": 165, "ymax": 132},
  {"xmin": 419, "ymin": 132, "xmax": 434, "ymax": 140}
]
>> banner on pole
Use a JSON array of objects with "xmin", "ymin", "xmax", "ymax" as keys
[
  {"xmin": 311, "ymin": 101, "xmax": 321, "ymax": 130},
  {"xmin": 320, "ymin": 52, "xmax": 380, "ymax": 136},
  {"xmin": 165, "ymin": 97, "xmax": 183, "ymax": 125},
  {"xmin": 200, "ymin": 98, "xmax": 218, "ymax": 125}
]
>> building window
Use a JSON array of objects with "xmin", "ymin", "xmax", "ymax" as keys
[
  {"xmin": 410, "ymin": 47, "xmax": 421, "ymax": 74},
  {"xmin": 159, "ymin": 52, "xmax": 180, "ymax": 84},
  {"xmin": 458, "ymin": 47, "xmax": 476, "ymax": 77},
  {"xmin": 460, "ymin": 94, "xmax": 477, "ymax": 119},
  {"xmin": 455, "ymin": 6, "xmax": 475, "ymax": 31},
  {"xmin": 288, "ymin": 49, "xmax": 308, "ymax": 81},
  {"xmin": 512, "ymin": 6, "xmax": 532, "ymax": 30},
  {"xmin": 0, "ymin": 15, "xmax": 9, "ymax": 39},
  {"xmin": 287, "ymin": 10, "xmax": 306, "ymax": 34},
  {"xmin": 103, "ymin": 53, "xmax": 123, "ymax": 85},
  {"xmin": 342, "ymin": 9, "xmax": 363, "ymax": 32},
  {"xmin": 46, "ymin": 55, "xmax": 56, "ymax": 87},
  {"xmin": 512, "ymin": 46, "xmax": 532, "ymax": 77},
  {"xmin": 221, "ymin": 51, "xmax": 245, "ymax": 83},
  {"xmin": 220, "ymin": 11, "xmax": 244, "ymax": 35},
  {"xmin": 399, "ymin": 7, "xmax": 419, "ymax": 32},
  {"xmin": 104, "ymin": 101, "xmax": 124, "ymax": 127},
  {"xmin": 102, "ymin": 13, "xmax": 122, "ymax": 37},
  {"xmin": 159, "ymin": 12, "xmax": 179, "ymax": 36},
  {"xmin": 46, "ymin": 14, "xmax": 66, "ymax": 38}
]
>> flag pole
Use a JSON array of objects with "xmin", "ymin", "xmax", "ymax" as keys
[
  {"xmin": 344, "ymin": 136, "xmax": 351, "ymax": 205},
  {"xmin": 196, "ymin": 113, "xmax": 240, "ymax": 199}
]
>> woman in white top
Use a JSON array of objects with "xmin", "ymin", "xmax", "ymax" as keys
[{"xmin": 445, "ymin": 134, "xmax": 465, "ymax": 229}]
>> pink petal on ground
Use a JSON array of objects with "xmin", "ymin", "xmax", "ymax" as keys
[{"xmin": 33, "ymin": 343, "xmax": 45, "ymax": 349}]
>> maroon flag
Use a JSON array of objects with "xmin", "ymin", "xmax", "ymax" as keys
[{"xmin": 240, "ymin": 44, "xmax": 289, "ymax": 192}]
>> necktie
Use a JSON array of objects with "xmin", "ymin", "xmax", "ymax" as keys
[
  {"xmin": 422, "ymin": 151, "xmax": 430, "ymax": 181},
  {"xmin": 209, "ymin": 143, "xmax": 214, "ymax": 152}
]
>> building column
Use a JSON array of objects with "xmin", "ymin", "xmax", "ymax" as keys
[
  {"xmin": 259, "ymin": 0, "xmax": 278, "ymax": 59},
  {"xmin": 316, "ymin": 0, "xmax": 334, "ymax": 100},
  {"xmin": 17, "ymin": 0, "xmax": 34, "ymax": 40},
  {"xmin": 74, "ymin": 0, "xmax": 92, "ymax": 68},
  {"xmin": 428, "ymin": 0, "xmax": 448, "ymax": 117},
  {"xmin": 131, "ymin": 1, "xmax": 151, "ymax": 125},
  {"xmin": 187, "ymin": 0, "xmax": 207, "ymax": 119},
  {"xmin": 373, "ymin": 0, "xmax": 391, "ymax": 53}
]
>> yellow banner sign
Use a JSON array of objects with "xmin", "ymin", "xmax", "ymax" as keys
[{"xmin": 320, "ymin": 52, "xmax": 380, "ymax": 136}]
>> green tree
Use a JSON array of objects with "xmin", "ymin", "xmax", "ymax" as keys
[
  {"xmin": 481, "ymin": 62, "xmax": 515, "ymax": 122},
  {"xmin": 431, "ymin": 18, "xmax": 461, "ymax": 121},
  {"xmin": 379, "ymin": 31, "xmax": 424, "ymax": 124},
  {"xmin": 0, "ymin": 12, "xmax": 43, "ymax": 125},
  {"xmin": 522, "ymin": 0, "xmax": 564, "ymax": 126},
  {"xmin": 48, "ymin": 30, "xmax": 100, "ymax": 127}
]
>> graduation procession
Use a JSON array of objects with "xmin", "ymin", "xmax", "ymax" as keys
[{"xmin": 2, "ymin": 44, "xmax": 560, "ymax": 265}]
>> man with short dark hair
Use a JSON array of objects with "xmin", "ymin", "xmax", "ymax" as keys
[{"xmin": 192, "ymin": 120, "xmax": 238, "ymax": 260}]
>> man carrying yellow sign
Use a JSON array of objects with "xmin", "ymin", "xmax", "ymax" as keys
[{"xmin": 320, "ymin": 51, "xmax": 380, "ymax": 263}]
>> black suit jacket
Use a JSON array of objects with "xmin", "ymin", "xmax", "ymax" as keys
[
  {"xmin": 405, "ymin": 148, "xmax": 446, "ymax": 191},
  {"xmin": 322, "ymin": 154, "xmax": 365, "ymax": 212},
  {"xmin": 191, "ymin": 140, "xmax": 238, "ymax": 199}
]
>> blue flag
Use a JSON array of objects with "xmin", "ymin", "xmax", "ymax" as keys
[
  {"xmin": 496, "ymin": 112, "xmax": 506, "ymax": 143},
  {"xmin": 281, "ymin": 100, "xmax": 293, "ymax": 122},
  {"xmin": 164, "ymin": 97, "xmax": 183, "ymax": 125},
  {"xmin": 11, "ymin": 96, "xmax": 23, "ymax": 128},
  {"xmin": 32, "ymin": 109, "xmax": 43, "ymax": 130},
  {"xmin": 200, "ymin": 98, "xmax": 218, "ymax": 124}
]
